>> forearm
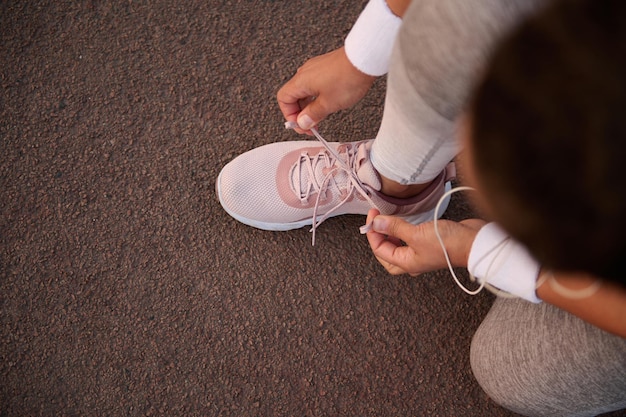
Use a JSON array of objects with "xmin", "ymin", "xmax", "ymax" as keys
[{"xmin": 536, "ymin": 271, "xmax": 626, "ymax": 338}]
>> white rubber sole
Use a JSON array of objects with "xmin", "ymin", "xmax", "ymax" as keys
[{"xmin": 217, "ymin": 168, "xmax": 452, "ymax": 231}]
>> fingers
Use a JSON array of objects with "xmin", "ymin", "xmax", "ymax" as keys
[
  {"xmin": 365, "ymin": 209, "xmax": 486, "ymax": 276},
  {"xmin": 277, "ymin": 83, "xmax": 313, "ymax": 134},
  {"xmin": 369, "ymin": 213, "xmax": 418, "ymax": 246},
  {"xmin": 297, "ymin": 97, "xmax": 329, "ymax": 131},
  {"xmin": 278, "ymin": 85, "xmax": 333, "ymax": 131},
  {"xmin": 365, "ymin": 209, "xmax": 410, "ymax": 275},
  {"xmin": 276, "ymin": 47, "xmax": 375, "ymax": 135},
  {"xmin": 365, "ymin": 209, "xmax": 385, "ymax": 249}
]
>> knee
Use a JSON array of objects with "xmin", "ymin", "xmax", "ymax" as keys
[
  {"xmin": 470, "ymin": 300, "xmax": 626, "ymax": 416},
  {"xmin": 469, "ymin": 318, "xmax": 540, "ymax": 416}
]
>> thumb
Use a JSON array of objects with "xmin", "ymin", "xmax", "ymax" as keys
[
  {"xmin": 372, "ymin": 215, "xmax": 416, "ymax": 242},
  {"xmin": 297, "ymin": 98, "xmax": 331, "ymax": 130}
]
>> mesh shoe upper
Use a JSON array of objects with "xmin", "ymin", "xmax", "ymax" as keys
[{"xmin": 217, "ymin": 135, "xmax": 456, "ymax": 239}]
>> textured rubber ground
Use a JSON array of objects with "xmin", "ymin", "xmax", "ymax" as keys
[{"xmin": 4, "ymin": 2, "xmax": 624, "ymax": 416}]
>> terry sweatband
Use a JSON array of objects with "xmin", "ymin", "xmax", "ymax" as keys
[
  {"xmin": 344, "ymin": 0, "xmax": 402, "ymax": 76},
  {"xmin": 468, "ymin": 222, "xmax": 542, "ymax": 303}
]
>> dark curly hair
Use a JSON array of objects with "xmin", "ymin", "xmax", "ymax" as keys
[{"xmin": 470, "ymin": 0, "xmax": 626, "ymax": 286}]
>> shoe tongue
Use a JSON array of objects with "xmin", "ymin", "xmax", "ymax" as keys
[
  {"xmin": 355, "ymin": 142, "xmax": 381, "ymax": 191},
  {"xmin": 293, "ymin": 141, "xmax": 381, "ymax": 194}
]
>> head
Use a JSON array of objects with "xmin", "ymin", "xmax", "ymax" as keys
[{"xmin": 466, "ymin": 0, "xmax": 626, "ymax": 287}]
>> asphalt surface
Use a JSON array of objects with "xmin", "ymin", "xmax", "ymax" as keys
[{"xmin": 3, "ymin": 1, "xmax": 623, "ymax": 416}]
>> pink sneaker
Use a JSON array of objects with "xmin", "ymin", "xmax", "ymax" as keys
[{"xmin": 216, "ymin": 130, "xmax": 455, "ymax": 243}]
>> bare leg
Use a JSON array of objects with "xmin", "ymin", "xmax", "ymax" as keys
[{"xmin": 380, "ymin": 175, "xmax": 432, "ymax": 198}]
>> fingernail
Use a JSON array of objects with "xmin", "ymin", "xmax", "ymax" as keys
[
  {"xmin": 297, "ymin": 114, "xmax": 314, "ymax": 130},
  {"xmin": 373, "ymin": 217, "xmax": 388, "ymax": 232}
]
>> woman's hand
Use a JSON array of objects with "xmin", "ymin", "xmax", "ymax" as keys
[
  {"xmin": 365, "ymin": 208, "xmax": 485, "ymax": 276},
  {"xmin": 277, "ymin": 47, "xmax": 376, "ymax": 134}
]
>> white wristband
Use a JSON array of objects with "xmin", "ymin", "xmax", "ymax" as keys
[
  {"xmin": 345, "ymin": 0, "xmax": 402, "ymax": 76},
  {"xmin": 468, "ymin": 223, "xmax": 542, "ymax": 303}
]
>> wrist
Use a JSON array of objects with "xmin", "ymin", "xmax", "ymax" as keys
[
  {"xmin": 337, "ymin": 46, "xmax": 378, "ymax": 84},
  {"xmin": 432, "ymin": 219, "xmax": 480, "ymax": 270},
  {"xmin": 447, "ymin": 225, "xmax": 479, "ymax": 270},
  {"xmin": 457, "ymin": 229, "xmax": 479, "ymax": 270}
]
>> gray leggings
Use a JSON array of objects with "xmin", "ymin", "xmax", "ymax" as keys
[
  {"xmin": 372, "ymin": 0, "xmax": 552, "ymax": 184},
  {"xmin": 370, "ymin": 0, "xmax": 626, "ymax": 414},
  {"xmin": 471, "ymin": 298, "xmax": 626, "ymax": 416}
]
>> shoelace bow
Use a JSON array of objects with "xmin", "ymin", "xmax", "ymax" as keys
[{"xmin": 285, "ymin": 121, "xmax": 381, "ymax": 245}]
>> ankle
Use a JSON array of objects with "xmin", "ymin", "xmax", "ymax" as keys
[{"xmin": 380, "ymin": 175, "xmax": 432, "ymax": 199}]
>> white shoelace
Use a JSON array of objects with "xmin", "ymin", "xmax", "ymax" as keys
[{"xmin": 285, "ymin": 121, "xmax": 380, "ymax": 245}]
